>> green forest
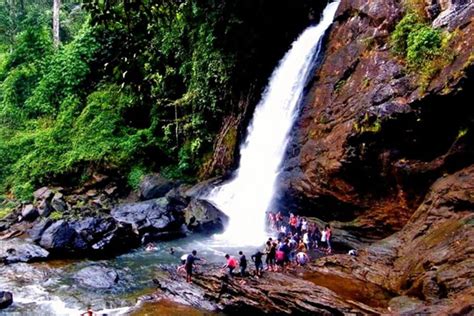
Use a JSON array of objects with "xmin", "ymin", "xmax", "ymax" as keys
[{"xmin": 0, "ymin": 0, "xmax": 320, "ymax": 200}]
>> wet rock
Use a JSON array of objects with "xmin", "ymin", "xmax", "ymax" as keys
[
  {"xmin": 39, "ymin": 220, "xmax": 78, "ymax": 253},
  {"xmin": 184, "ymin": 199, "xmax": 229, "ymax": 234},
  {"xmin": 139, "ymin": 174, "xmax": 177, "ymax": 200},
  {"xmin": 71, "ymin": 216, "xmax": 139, "ymax": 256},
  {"xmin": 111, "ymin": 197, "xmax": 185, "ymax": 240},
  {"xmin": 21, "ymin": 204, "xmax": 38, "ymax": 222},
  {"xmin": 74, "ymin": 266, "xmax": 119, "ymax": 289},
  {"xmin": 0, "ymin": 238, "xmax": 49, "ymax": 263},
  {"xmin": 0, "ymin": 291, "xmax": 13, "ymax": 309}
]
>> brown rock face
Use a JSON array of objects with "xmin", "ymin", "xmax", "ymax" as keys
[
  {"xmin": 276, "ymin": 0, "xmax": 474, "ymax": 239},
  {"xmin": 151, "ymin": 265, "xmax": 387, "ymax": 315},
  {"xmin": 314, "ymin": 165, "xmax": 474, "ymax": 314}
]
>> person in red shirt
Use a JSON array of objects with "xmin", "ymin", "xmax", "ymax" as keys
[
  {"xmin": 223, "ymin": 254, "xmax": 237, "ymax": 277},
  {"xmin": 289, "ymin": 214, "xmax": 298, "ymax": 234}
]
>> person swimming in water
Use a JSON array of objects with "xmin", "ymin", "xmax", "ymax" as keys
[{"xmin": 145, "ymin": 243, "xmax": 157, "ymax": 252}]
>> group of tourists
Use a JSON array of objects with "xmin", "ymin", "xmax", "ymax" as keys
[
  {"xmin": 175, "ymin": 215, "xmax": 334, "ymax": 283},
  {"xmin": 268, "ymin": 212, "xmax": 332, "ymax": 254}
]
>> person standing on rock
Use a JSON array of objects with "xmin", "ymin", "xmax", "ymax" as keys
[
  {"xmin": 321, "ymin": 226, "xmax": 328, "ymax": 252},
  {"xmin": 267, "ymin": 212, "xmax": 276, "ymax": 230},
  {"xmin": 296, "ymin": 251, "xmax": 309, "ymax": 266},
  {"xmin": 238, "ymin": 251, "xmax": 247, "ymax": 277},
  {"xmin": 325, "ymin": 225, "xmax": 332, "ymax": 254},
  {"xmin": 265, "ymin": 240, "xmax": 276, "ymax": 271},
  {"xmin": 289, "ymin": 214, "xmax": 297, "ymax": 235},
  {"xmin": 185, "ymin": 250, "xmax": 201, "ymax": 283},
  {"xmin": 275, "ymin": 211, "xmax": 283, "ymax": 228},
  {"xmin": 223, "ymin": 254, "xmax": 237, "ymax": 277},
  {"xmin": 251, "ymin": 249, "xmax": 264, "ymax": 277}
]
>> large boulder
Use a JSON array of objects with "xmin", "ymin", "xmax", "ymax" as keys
[
  {"xmin": 139, "ymin": 174, "xmax": 177, "ymax": 200},
  {"xmin": 184, "ymin": 199, "xmax": 228, "ymax": 234},
  {"xmin": 71, "ymin": 217, "xmax": 139, "ymax": 256},
  {"xmin": 39, "ymin": 220, "xmax": 80, "ymax": 253},
  {"xmin": 0, "ymin": 238, "xmax": 49, "ymax": 264},
  {"xmin": 74, "ymin": 266, "xmax": 119, "ymax": 289},
  {"xmin": 111, "ymin": 197, "xmax": 185, "ymax": 240},
  {"xmin": 0, "ymin": 291, "xmax": 13, "ymax": 309}
]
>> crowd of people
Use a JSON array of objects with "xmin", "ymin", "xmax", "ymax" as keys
[{"xmin": 175, "ymin": 213, "xmax": 334, "ymax": 283}]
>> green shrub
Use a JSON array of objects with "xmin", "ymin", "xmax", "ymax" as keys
[
  {"xmin": 406, "ymin": 25, "xmax": 442, "ymax": 66},
  {"xmin": 391, "ymin": 11, "xmax": 452, "ymax": 90},
  {"xmin": 50, "ymin": 210, "xmax": 63, "ymax": 220},
  {"xmin": 391, "ymin": 13, "xmax": 423, "ymax": 55},
  {"xmin": 25, "ymin": 23, "xmax": 100, "ymax": 117},
  {"xmin": 127, "ymin": 165, "xmax": 148, "ymax": 190}
]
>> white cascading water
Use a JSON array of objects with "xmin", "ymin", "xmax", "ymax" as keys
[{"xmin": 206, "ymin": 1, "xmax": 340, "ymax": 246}]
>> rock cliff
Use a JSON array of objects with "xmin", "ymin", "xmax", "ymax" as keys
[
  {"xmin": 272, "ymin": 0, "xmax": 474, "ymax": 313},
  {"xmin": 277, "ymin": 0, "xmax": 474, "ymax": 238}
]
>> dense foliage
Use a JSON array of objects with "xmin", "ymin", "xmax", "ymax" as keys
[
  {"xmin": 390, "ymin": 3, "xmax": 455, "ymax": 90},
  {"xmin": 0, "ymin": 0, "xmax": 320, "ymax": 199}
]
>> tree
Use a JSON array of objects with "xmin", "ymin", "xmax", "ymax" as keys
[{"xmin": 53, "ymin": 0, "xmax": 60, "ymax": 47}]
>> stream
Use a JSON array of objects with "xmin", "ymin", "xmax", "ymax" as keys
[{"xmin": 0, "ymin": 235, "xmax": 261, "ymax": 315}]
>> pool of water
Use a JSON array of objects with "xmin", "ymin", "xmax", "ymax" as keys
[{"xmin": 0, "ymin": 235, "xmax": 267, "ymax": 315}]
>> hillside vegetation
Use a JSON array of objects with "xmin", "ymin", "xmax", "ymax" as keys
[{"xmin": 0, "ymin": 0, "xmax": 321, "ymax": 200}]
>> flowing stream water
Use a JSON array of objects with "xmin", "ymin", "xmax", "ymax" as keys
[
  {"xmin": 1, "ymin": 2, "xmax": 341, "ymax": 315},
  {"xmin": 206, "ymin": 1, "xmax": 340, "ymax": 246}
]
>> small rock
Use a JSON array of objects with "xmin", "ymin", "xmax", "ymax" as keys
[
  {"xmin": 33, "ymin": 187, "xmax": 53, "ymax": 201},
  {"xmin": 86, "ymin": 190, "xmax": 98, "ymax": 198},
  {"xmin": 74, "ymin": 266, "xmax": 119, "ymax": 289},
  {"xmin": 21, "ymin": 204, "xmax": 39, "ymax": 222},
  {"xmin": 105, "ymin": 186, "xmax": 118, "ymax": 196},
  {"xmin": 0, "ymin": 291, "xmax": 13, "ymax": 309},
  {"xmin": 51, "ymin": 193, "xmax": 67, "ymax": 212},
  {"xmin": 37, "ymin": 199, "xmax": 52, "ymax": 217}
]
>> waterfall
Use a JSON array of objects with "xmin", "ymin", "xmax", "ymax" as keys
[{"xmin": 206, "ymin": 1, "xmax": 340, "ymax": 245}]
